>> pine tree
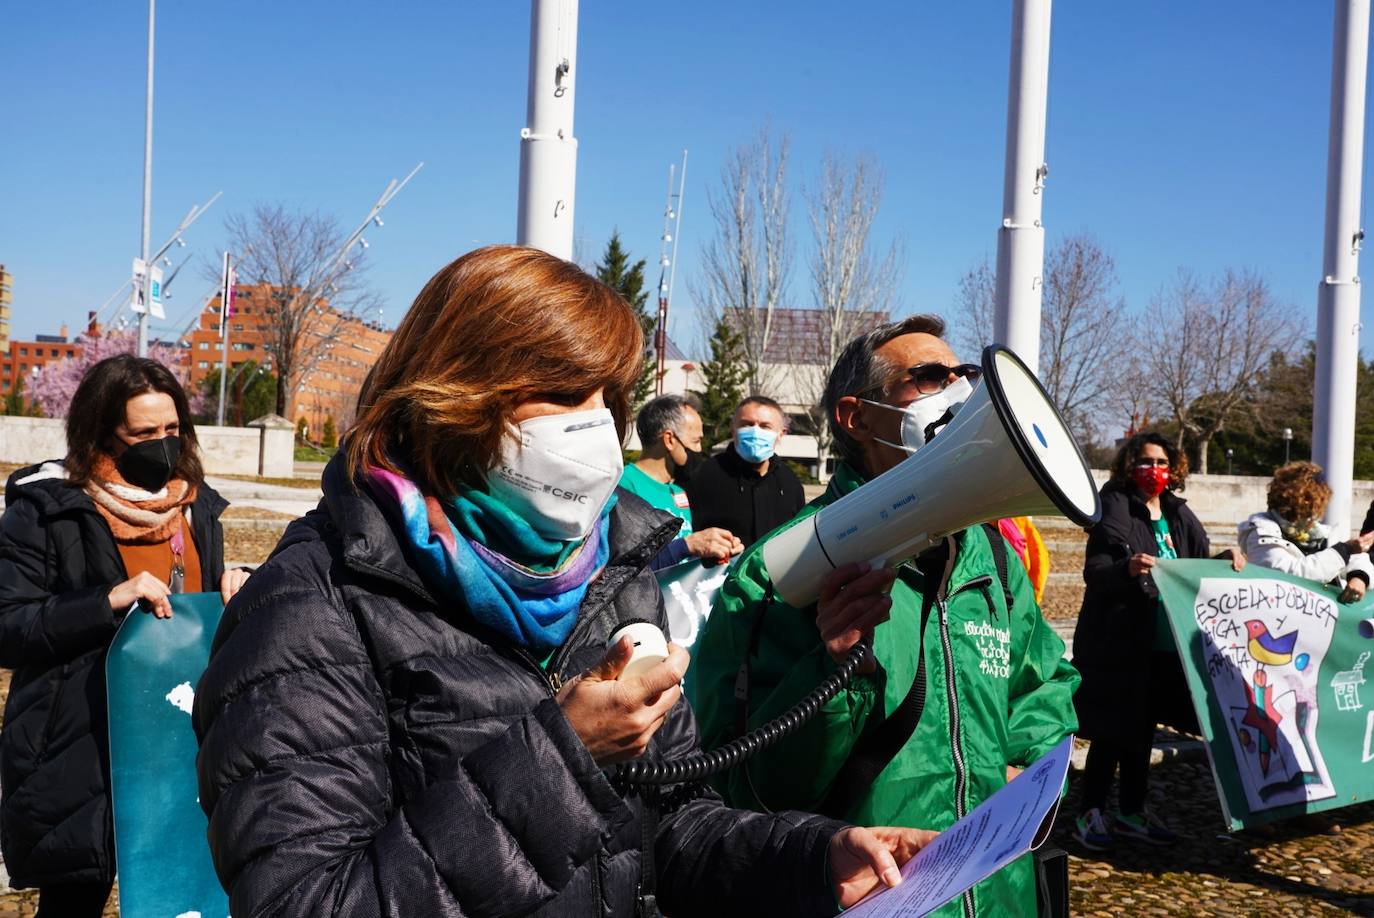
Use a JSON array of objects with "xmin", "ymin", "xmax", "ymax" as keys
[
  {"xmin": 322, "ymin": 415, "xmax": 339, "ymax": 450},
  {"xmin": 695, "ymin": 317, "xmax": 748, "ymax": 449},
  {"xmin": 2, "ymin": 376, "xmax": 27, "ymax": 417},
  {"xmin": 595, "ymin": 231, "xmax": 656, "ymax": 407}
]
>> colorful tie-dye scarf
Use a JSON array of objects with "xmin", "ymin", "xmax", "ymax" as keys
[{"xmin": 365, "ymin": 466, "xmax": 614, "ymax": 658}]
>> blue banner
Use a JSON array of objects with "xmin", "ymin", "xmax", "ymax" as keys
[{"xmin": 106, "ymin": 592, "xmax": 229, "ymax": 918}]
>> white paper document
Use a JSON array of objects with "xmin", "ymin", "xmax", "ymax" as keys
[{"xmin": 844, "ymin": 735, "xmax": 1073, "ymax": 918}]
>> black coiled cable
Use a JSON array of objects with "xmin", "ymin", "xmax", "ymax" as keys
[{"xmin": 616, "ymin": 641, "xmax": 870, "ymax": 786}]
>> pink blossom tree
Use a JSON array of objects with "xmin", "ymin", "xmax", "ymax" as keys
[{"xmin": 29, "ymin": 331, "xmax": 203, "ymax": 419}]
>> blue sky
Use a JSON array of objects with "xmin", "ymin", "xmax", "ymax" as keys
[{"xmin": 3, "ymin": 1, "xmax": 1370, "ymax": 359}]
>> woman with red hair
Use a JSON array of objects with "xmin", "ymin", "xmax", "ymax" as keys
[{"xmin": 192, "ymin": 246, "xmax": 932, "ymax": 917}]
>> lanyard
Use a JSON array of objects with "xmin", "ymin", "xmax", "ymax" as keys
[{"xmin": 169, "ymin": 523, "xmax": 186, "ymax": 594}]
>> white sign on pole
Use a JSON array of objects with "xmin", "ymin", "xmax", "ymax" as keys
[
  {"xmin": 130, "ymin": 258, "xmax": 149, "ymax": 315},
  {"xmin": 148, "ymin": 264, "xmax": 166, "ymax": 319}
]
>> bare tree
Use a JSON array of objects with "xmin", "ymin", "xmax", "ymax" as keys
[
  {"xmin": 1144, "ymin": 269, "xmax": 1302, "ymax": 473},
  {"xmin": 954, "ymin": 234, "xmax": 1131, "ymax": 443},
  {"xmin": 953, "ymin": 257, "xmax": 997, "ymax": 360},
  {"xmin": 790, "ymin": 153, "xmax": 903, "ymax": 459},
  {"xmin": 221, "ymin": 206, "xmax": 380, "ymax": 417},
  {"xmin": 1039, "ymin": 237, "xmax": 1133, "ymax": 441},
  {"xmin": 694, "ymin": 130, "xmax": 793, "ymax": 394}
]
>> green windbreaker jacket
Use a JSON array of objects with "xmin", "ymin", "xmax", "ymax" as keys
[{"xmin": 688, "ymin": 462, "xmax": 1080, "ymax": 917}]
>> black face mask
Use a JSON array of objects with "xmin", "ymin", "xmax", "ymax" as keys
[
  {"xmin": 672, "ymin": 447, "xmax": 707, "ymax": 487},
  {"xmin": 115, "ymin": 435, "xmax": 181, "ymax": 492}
]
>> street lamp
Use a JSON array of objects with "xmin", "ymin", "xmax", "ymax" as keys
[
  {"xmin": 1226, "ymin": 448, "xmax": 1234, "ymax": 475},
  {"xmin": 1283, "ymin": 427, "xmax": 1293, "ymax": 464}
]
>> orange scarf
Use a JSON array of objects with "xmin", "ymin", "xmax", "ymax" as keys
[{"xmin": 84, "ymin": 452, "xmax": 197, "ymax": 544}]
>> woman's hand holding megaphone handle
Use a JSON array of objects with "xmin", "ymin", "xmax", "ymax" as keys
[{"xmin": 816, "ymin": 561, "xmax": 897, "ymax": 674}]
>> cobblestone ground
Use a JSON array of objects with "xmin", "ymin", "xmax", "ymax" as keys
[
  {"xmin": 1056, "ymin": 756, "xmax": 1374, "ymax": 916},
  {"xmin": 0, "ymin": 888, "xmax": 117, "ymax": 917}
]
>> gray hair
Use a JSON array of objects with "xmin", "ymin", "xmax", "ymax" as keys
[
  {"xmin": 635, "ymin": 394, "xmax": 692, "ymax": 447},
  {"xmin": 822, "ymin": 314, "xmax": 948, "ymax": 473}
]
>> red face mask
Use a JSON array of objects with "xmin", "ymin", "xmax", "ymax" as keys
[{"xmin": 1132, "ymin": 465, "xmax": 1170, "ymax": 498}]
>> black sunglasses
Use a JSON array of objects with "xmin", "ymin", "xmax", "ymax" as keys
[{"xmin": 904, "ymin": 362, "xmax": 982, "ymax": 395}]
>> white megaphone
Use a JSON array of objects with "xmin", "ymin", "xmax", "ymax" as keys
[{"xmin": 762, "ymin": 345, "xmax": 1102, "ymax": 607}]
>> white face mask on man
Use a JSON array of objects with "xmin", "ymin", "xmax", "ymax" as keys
[
  {"xmin": 485, "ymin": 407, "xmax": 624, "ymax": 541},
  {"xmin": 862, "ymin": 376, "xmax": 975, "ymax": 454}
]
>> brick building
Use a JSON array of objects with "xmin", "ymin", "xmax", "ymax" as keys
[
  {"xmin": 185, "ymin": 284, "xmax": 391, "ymax": 434},
  {"xmin": 1, "ymin": 323, "xmax": 81, "ymax": 398}
]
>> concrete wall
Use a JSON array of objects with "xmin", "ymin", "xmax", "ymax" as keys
[
  {"xmin": 0, "ymin": 417, "xmax": 66, "ymax": 465},
  {"xmin": 0, "ymin": 416, "xmax": 287, "ymax": 478},
  {"xmin": 1087, "ymin": 468, "xmax": 1374, "ymax": 534},
  {"xmin": 199, "ymin": 426, "xmax": 261, "ymax": 476},
  {"xmin": 248, "ymin": 415, "xmax": 296, "ymax": 478}
]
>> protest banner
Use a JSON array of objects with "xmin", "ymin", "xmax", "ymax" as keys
[
  {"xmin": 655, "ymin": 558, "xmax": 731, "ymax": 649},
  {"xmin": 106, "ymin": 592, "xmax": 229, "ymax": 918},
  {"xmin": 1155, "ymin": 558, "xmax": 1374, "ymax": 830}
]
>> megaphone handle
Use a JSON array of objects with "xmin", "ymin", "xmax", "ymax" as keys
[
  {"xmin": 615, "ymin": 640, "xmax": 871, "ymax": 787},
  {"xmin": 862, "ymin": 530, "xmax": 939, "ymax": 574}
]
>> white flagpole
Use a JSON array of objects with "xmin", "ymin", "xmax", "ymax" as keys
[{"xmin": 1314, "ymin": 0, "xmax": 1371, "ymax": 537}]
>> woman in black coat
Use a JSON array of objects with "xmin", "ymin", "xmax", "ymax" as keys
[
  {"xmin": 0, "ymin": 355, "xmax": 245, "ymax": 917},
  {"xmin": 192, "ymin": 246, "xmax": 931, "ymax": 918},
  {"xmin": 1070, "ymin": 432, "xmax": 1237, "ymax": 854}
]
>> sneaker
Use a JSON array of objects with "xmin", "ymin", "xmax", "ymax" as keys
[
  {"xmin": 1112, "ymin": 808, "xmax": 1177, "ymax": 845},
  {"xmin": 1074, "ymin": 808, "xmax": 1113, "ymax": 851}
]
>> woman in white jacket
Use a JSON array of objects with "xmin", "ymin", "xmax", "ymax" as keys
[{"xmin": 1238, "ymin": 461, "xmax": 1374, "ymax": 603}]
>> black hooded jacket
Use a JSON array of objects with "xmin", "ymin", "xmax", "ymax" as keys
[
  {"xmin": 1070, "ymin": 481, "xmax": 1209, "ymax": 745},
  {"xmin": 684, "ymin": 444, "xmax": 806, "ymax": 548},
  {"xmin": 0, "ymin": 461, "xmax": 227, "ymax": 888},
  {"xmin": 191, "ymin": 457, "xmax": 844, "ymax": 917}
]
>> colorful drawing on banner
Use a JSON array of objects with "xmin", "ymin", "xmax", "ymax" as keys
[
  {"xmin": 1191, "ymin": 577, "xmax": 1338, "ymax": 811},
  {"xmin": 1331, "ymin": 651, "xmax": 1370, "ymax": 712}
]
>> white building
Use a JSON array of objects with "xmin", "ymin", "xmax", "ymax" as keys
[{"xmin": 633, "ymin": 309, "xmax": 890, "ymax": 481}]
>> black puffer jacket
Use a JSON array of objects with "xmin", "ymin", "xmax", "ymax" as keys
[
  {"xmin": 193, "ymin": 457, "xmax": 844, "ymax": 917},
  {"xmin": 1071, "ymin": 482, "xmax": 1208, "ymax": 745},
  {"xmin": 0, "ymin": 461, "xmax": 227, "ymax": 888}
]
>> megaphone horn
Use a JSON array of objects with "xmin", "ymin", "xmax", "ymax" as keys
[{"xmin": 762, "ymin": 344, "xmax": 1102, "ymax": 607}]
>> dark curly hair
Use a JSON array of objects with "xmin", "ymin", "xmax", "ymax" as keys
[
  {"xmin": 1267, "ymin": 461, "xmax": 1330, "ymax": 522},
  {"xmin": 1108, "ymin": 431, "xmax": 1188, "ymax": 493}
]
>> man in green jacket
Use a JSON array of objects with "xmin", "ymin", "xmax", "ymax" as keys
[{"xmin": 689, "ymin": 315, "xmax": 1079, "ymax": 917}]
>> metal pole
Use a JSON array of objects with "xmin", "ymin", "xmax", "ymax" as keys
[
  {"xmin": 137, "ymin": 0, "xmax": 155, "ymax": 357},
  {"xmin": 992, "ymin": 0, "xmax": 1052, "ymax": 375},
  {"xmin": 516, "ymin": 0, "xmax": 579, "ymax": 260},
  {"xmin": 217, "ymin": 252, "xmax": 231, "ymax": 427},
  {"xmin": 654, "ymin": 164, "xmax": 675, "ymax": 396},
  {"xmin": 665, "ymin": 150, "xmax": 688, "ymax": 318},
  {"xmin": 1314, "ymin": 0, "xmax": 1370, "ymax": 537}
]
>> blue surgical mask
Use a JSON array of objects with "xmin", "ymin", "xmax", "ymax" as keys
[{"xmin": 735, "ymin": 426, "xmax": 777, "ymax": 464}]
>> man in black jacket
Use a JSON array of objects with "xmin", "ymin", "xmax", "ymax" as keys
[{"xmin": 685, "ymin": 396, "xmax": 806, "ymax": 548}]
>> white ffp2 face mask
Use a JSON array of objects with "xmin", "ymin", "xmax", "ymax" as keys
[
  {"xmin": 485, "ymin": 407, "xmax": 624, "ymax": 541},
  {"xmin": 863, "ymin": 376, "xmax": 975, "ymax": 454}
]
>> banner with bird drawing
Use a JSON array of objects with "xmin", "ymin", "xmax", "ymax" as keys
[{"xmin": 1155, "ymin": 559, "xmax": 1374, "ymax": 830}]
